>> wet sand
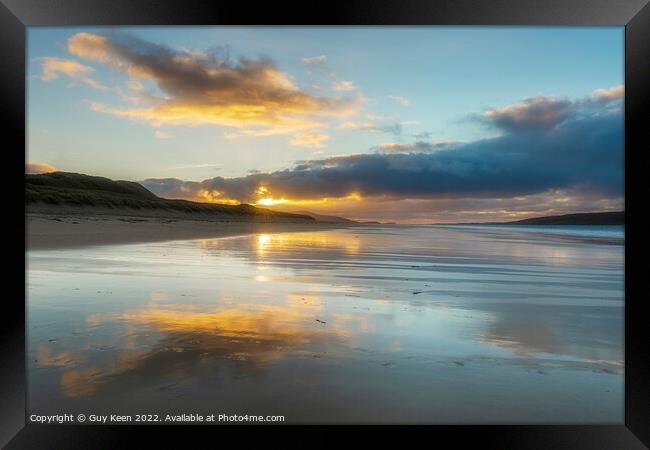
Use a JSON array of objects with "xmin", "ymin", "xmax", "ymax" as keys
[
  {"xmin": 27, "ymin": 224, "xmax": 624, "ymax": 423},
  {"xmin": 27, "ymin": 213, "xmax": 350, "ymax": 250}
]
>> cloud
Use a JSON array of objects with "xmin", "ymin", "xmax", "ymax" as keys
[
  {"xmin": 591, "ymin": 84, "xmax": 624, "ymax": 103},
  {"xmin": 39, "ymin": 57, "xmax": 106, "ymax": 90},
  {"xmin": 333, "ymin": 80, "xmax": 357, "ymax": 91},
  {"xmin": 377, "ymin": 141, "xmax": 458, "ymax": 153},
  {"xmin": 483, "ymin": 96, "xmax": 576, "ymax": 132},
  {"xmin": 302, "ymin": 55, "xmax": 327, "ymax": 65},
  {"xmin": 289, "ymin": 133, "xmax": 330, "ymax": 149},
  {"xmin": 482, "ymin": 86, "xmax": 624, "ymax": 133},
  {"xmin": 141, "ymin": 177, "xmax": 210, "ymax": 202},
  {"xmin": 26, "ymin": 162, "xmax": 57, "ymax": 174},
  {"xmin": 340, "ymin": 120, "xmax": 402, "ymax": 135},
  {"xmin": 66, "ymin": 33, "xmax": 357, "ymax": 144},
  {"xmin": 141, "ymin": 90, "xmax": 623, "ymax": 210},
  {"xmin": 388, "ymin": 95, "xmax": 411, "ymax": 107}
]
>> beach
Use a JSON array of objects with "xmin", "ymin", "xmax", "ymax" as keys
[
  {"xmin": 21, "ymin": 24, "xmax": 627, "ymax": 431},
  {"xmin": 27, "ymin": 223, "xmax": 624, "ymax": 423},
  {"xmin": 27, "ymin": 212, "xmax": 350, "ymax": 250}
]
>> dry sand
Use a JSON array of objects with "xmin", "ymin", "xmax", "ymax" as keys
[{"xmin": 27, "ymin": 212, "xmax": 351, "ymax": 250}]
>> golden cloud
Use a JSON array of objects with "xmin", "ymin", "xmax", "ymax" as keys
[
  {"xmin": 39, "ymin": 56, "xmax": 106, "ymax": 90},
  {"xmin": 66, "ymin": 33, "xmax": 359, "ymax": 148},
  {"xmin": 26, "ymin": 162, "xmax": 57, "ymax": 174},
  {"xmin": 289, "ymin": 133, "xmax": 330, "ymax": 149}
]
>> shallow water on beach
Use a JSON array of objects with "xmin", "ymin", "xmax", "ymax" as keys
[{"xmin": 27, "ymin": 225, "xmax": 624, "ymax": 423}]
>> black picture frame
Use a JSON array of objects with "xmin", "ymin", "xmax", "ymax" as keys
[{"xmin": 3, "ymin": 0, "xmax": 648, "ymax": 447}]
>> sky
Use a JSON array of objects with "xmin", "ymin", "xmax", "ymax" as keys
[{"xmin": 27, "ymin": 26, "xmax": 624, "ymax": 223}]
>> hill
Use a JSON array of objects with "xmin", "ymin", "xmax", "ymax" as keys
[
  {"xmin": 292, "ymin": 210, "xmax": 357, "ymax": 223},
  {"xmin": 26, "ymin": 172, "xmax": 314, "ymax": 222},
  {"xmin": 505, "ymin": 211, "xmax": 624, "ymax": 225},
  {"xmin": 27, "ymin": 171, "xmax": 158, "ymax": 199}
]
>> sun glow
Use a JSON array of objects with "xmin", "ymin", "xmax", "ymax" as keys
[
  {"xmin": 192, "ymin": 183, "xmax": 365, "ymax": 209},
  {"xmin": 254, "ymin": 191, "xmax": 363, "ymax": 207},
  {"xmin": 257, "ymin": 197, "xmax": 290, "ymax": 206}
]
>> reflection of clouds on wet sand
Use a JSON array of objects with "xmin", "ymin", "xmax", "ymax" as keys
[
  {"xmin": 60, "ymin": 367, "xmax": 104, "ymax": 396},
  {"xmin": 35, "ymin": 345, "xmax": 81, "ymax": 368},
  {"xmin": 50, "ymin": 296, "xmax": 360, "ymax": 397},
  {"xmin": 481, "ymin": 311, "xmax": 558, "ymax": 355},
  {"xmin": 476, "ymin": 303, "xmax": 623, "ymax": 368}
]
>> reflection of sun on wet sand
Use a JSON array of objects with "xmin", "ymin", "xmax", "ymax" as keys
[
  {"xmin": 197, "ymin": 231, "xmax": 363, "ymax": 257},
  {"xmin": 255, "ymin": 232, "xmax": 362, "ymax": 256}
]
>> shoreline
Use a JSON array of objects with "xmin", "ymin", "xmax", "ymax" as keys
[{"xmin": 26, "ymin": 212, "xmax": 353, "ymax": 251}]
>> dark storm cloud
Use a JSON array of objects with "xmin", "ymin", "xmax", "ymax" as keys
[{"xmin": 141, "ymin": 96, "xmax": 623, "ymax": 204}]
